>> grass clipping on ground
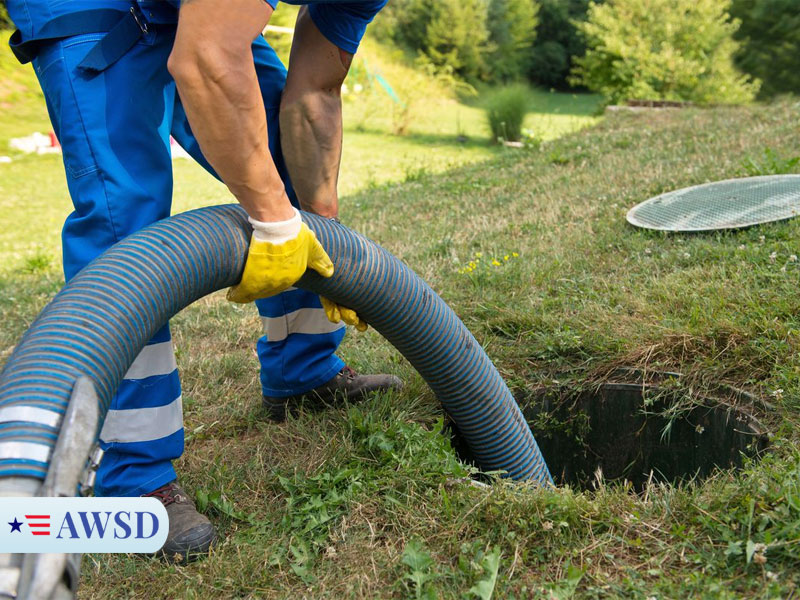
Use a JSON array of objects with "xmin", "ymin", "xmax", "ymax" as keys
[{"xmin": 2, "ymin": 95, "xmax": 800, "ymax": 597}]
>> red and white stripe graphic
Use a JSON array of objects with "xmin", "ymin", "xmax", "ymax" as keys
[{"xmin": 25, "ymin": 515, "xmax": 50, "ymax": 536}]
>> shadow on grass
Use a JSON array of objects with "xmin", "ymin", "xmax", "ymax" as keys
[{"xmin": 345, "ymin": 125, "xmax": 496, "ymax": 150}]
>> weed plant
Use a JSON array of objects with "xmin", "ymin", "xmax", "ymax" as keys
[{"xmin": 739, "ymin": 147, "xmax": 800, "ymax": 176}]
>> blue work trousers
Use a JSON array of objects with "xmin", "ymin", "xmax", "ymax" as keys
[{"xmin": 31, "ymin": 26, "xmax": 344, "ymax": 497}]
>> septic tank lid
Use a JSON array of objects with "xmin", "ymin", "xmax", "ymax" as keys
[{"xmin": 627, "ymin": 175, "xmax": 800, "ymax": 232}]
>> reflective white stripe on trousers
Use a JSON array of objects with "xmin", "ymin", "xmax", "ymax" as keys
[
  {"xmin": 100, "ymin": 341, "xmax": 183, "ymax": 444},
  {"xmin": 261, "ymin": 307, "xmax": 345, "ymax": 342},
  {"xmin": 99, "ymin": 396, "xmax": 183, "ymax": 443},
  {"xmin": 123, "ymin": 340, "xmax": 177, "ymax": 379}
]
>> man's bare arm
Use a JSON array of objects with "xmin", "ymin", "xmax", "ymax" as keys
[
  {"xmin": 168, "ymin": 0, "xmax": 295, "ymax": 222},
  {"xmin": 279, "ymin": 7, "xmax": 352, "ymax": 219}
]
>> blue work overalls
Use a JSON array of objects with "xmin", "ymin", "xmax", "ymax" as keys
[{"xmin": 6, "ymin": 0, "xmax": 346, "ymax": 496}]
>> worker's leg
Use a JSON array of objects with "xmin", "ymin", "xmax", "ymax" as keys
[
  {"xmin": 171, "ymin": 35, "xmax": 346, "ymax": 398},
  {"xmin": 33, "ymin": 29, "xmax": 184, "ymax": 497}
]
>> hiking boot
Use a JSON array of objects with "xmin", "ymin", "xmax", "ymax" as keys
[
  {"xmin": 143, "ymin": 481, "xmax": 217, "ymax": 562},
  {"xmin": 263, "ymin": 366, "xmax": 402, "ymax": 422}
]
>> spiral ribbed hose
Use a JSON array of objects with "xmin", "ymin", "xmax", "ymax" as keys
[{"xmin": 0, "ymin": 205, "xmax": 552, "ymax": 486}]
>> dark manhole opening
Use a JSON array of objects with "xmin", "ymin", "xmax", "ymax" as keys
[{"xmin": 450, "ymin": 374, "xmax": 769, "ymax": 491}]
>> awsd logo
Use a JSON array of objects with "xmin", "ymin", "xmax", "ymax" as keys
[{"xmin": 0, "ymin": 497, "xmax": 168, "ymax": 553}]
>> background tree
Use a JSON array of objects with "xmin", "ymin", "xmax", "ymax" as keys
[
  {"xmin": 486, "ymin": 0, "xmax": 539, "ymax": 82},
  {"xmin": 376, "ymin": 0, "xmax": 541, "ymax": 84},
  {"xmin": 729, "ymin": 0, "xmax": 800, "ymax": 97},
  {"xmin": 377, "ymin": 0, "xmax": 491, "ymax": 82},
  {"xmin": 423, "ymin": 0, "xmax": 491, "ymax": 82},
  {"xmin": 572, "ymin": 0, "xmax": 759, "ymax": 104},
  {"xmin": 528, "ymin": 0, "xmax": 595, "ymax": 90}
]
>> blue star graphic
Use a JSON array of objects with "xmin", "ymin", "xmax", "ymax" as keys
[{"xmin": 8, "ymin": 518, "xmax": 22, "ymax": 533}]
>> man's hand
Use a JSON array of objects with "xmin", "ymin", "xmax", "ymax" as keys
[
  {"xmin": 320, "ymin": 297, "xmax": 368, "ymax": 332},
  {"xmin": 227, "ymin": 210, "xmax": 334, "ymax": 303}
]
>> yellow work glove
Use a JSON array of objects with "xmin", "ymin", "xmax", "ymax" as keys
[
  {"xmin": 227, "ymin": 208, "xmax": 334, "ymax": 304},
  {"xmin": 321, "ymin": 297, "xmax": 368, "ymax": 332}
]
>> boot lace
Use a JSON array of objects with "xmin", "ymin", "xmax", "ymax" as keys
[
  {"xmin": 143, "ymin": 482, "xmax": 185, "ymax": 507},
  {"xmin": 340, "ymin": 365, "xmax": 357, "ymax": 380}
]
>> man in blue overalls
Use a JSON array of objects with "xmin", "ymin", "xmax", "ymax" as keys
[{"xmin": 7, "ymin": 0, "xmax": 394, "ymax": 560}]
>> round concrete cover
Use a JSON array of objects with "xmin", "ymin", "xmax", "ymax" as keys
[{"xmin": 627, "ymin": 175, "xmax": 800, "ymax": 231}]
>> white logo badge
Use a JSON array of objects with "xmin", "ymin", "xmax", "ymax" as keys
[{"xmin": 0, "ymin": 497, "xmax": 168, "ymax": 553}]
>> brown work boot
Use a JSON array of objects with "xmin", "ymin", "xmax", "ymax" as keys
[
  {"xmin": 263, "ymin": 366, "xmax": 402, "ymax": 422},
  {"xmin": 143, "ymin": 481, "xmax": 217, "ymax": 562}
]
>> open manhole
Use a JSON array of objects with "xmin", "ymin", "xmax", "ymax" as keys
[{"xmin": 450, "ymin": 373, "xmax": 769, "ymax": 490}]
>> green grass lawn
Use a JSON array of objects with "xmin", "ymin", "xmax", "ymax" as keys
[
  {"xmin": 338, "ymin": 88, "xmax": 600, "ymax": 197},
  {"xmin": 3, "ymin": 32, "xmax": 800, "ymax": 600},
  {"xmin": 0, "ymin": 33, "xmax": 601, "ymax": 269}
]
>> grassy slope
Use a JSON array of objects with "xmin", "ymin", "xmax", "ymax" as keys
[
  {"xmin": 83, "ymin": 102, "xmax": 799, "ymax": 599},
  {"xmin": 2, "ymin": 101, "xmax": 795, "ymax": 599},
  {"xmin": 3, "ymin": 30, "xmax": 800, "ymax": 600}
]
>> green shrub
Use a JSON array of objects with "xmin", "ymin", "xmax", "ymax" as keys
[
  {"xmin": 571, "ymin": 0, "xmax": 760, "ymax": 105},
  {"xmin": 730, "ymin": 0, "xmax": 800, "ymax": 97},
  {"xmin": 484, "ymin": 84, "xmax": 530, "ymax": 143}
]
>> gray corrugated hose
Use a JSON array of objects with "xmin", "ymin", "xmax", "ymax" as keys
[{"xmin": 0, "ymin": 205, "xmax": 551, "ymax": 596}]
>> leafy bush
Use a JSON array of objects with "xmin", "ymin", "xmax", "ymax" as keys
[
  {"xmin": 528, "ymin": 0, "xmax": 594, "ymax": 89},
  {"xmin": 739, "ymin": 147, "xmax": 800, "ymax": 176},
  {"xmin": 484, "ymin": 84, "xmax": 530, "ymax": 143},
  {"xmin": 730, "ymin": 0, "xmax": 800, "ymax": 97},
  {"xmin": 341, "ymin": 39, "xmax": 476, "ymax": 136},
  {"xmin": 571, "ymin": 0, "xmax": 760, "ymax": 104}
]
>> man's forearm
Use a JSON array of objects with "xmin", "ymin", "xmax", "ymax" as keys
[
  {"xmin": 169, "ymin": 0, "xmax": 294, "ymax": 222},
  {"xmin": 278, "ymin": 7, "xmax": 352, "ymax": 219},
  {"xmin": 280, "ymin": 90, "xmax": 343, "ymax": 218}
]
